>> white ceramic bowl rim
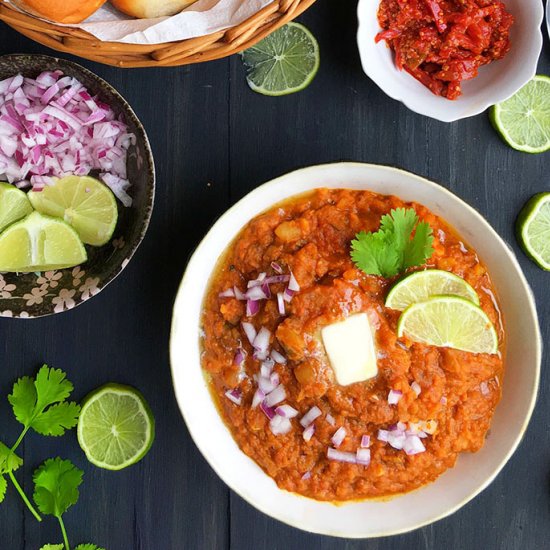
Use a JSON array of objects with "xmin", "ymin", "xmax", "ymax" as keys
[
  {"xmin": 357, "ymin": 0, "xmax": 544, "ymax": 122},
  {"xmin": 170, "ymin": 163, "xmax": 541, "ymax": 538}
]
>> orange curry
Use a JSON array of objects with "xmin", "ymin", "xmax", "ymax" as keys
[{"xmin": 201, "ymin": 189, "xmax": 504, "ymax": 501}]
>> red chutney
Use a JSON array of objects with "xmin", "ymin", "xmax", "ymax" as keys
[
  {"xmin": 201, "ymin": 189, "xmax": 504, "ymax": 501},
  {"xmin": 376, "ymin": 0, "xmax": 514, "ymax": 100}
]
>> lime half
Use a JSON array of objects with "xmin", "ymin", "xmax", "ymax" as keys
[
  {"xmin": 241, "ymin": 22, "xmax": 320, "ymax": 96},
  {"xmin": 28, "ymin": 176, "xmax": 118, "ymax": 246},
  {"xmin": 386, "ymin": 269, "xmax": 479, "ymax": 311},
  {"xmin": 0, "ymin": 182, "xmax": 33, "ymax": 233},
  {"xmin": 490, "ymin": 75, "xmax": 550, "ymax": 153},
  {"xmin": 0, "ymin": 211, "xmax": 86, "ymax": 272},
  {"xmin": 516, "ymin": 192, "xmax": 550, "ymax": 270},
  {"xmin": 77, "ymin": 384, "xmax": 155, "ymax": 471},
  {"xmin": 397, "ymin": 296, "xmax": 498, "ymax": 354}
]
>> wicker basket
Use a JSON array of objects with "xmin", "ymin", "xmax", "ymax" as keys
[{"xmin": 0, "ymin": 0, "xmax": 317, "ymax": 68}]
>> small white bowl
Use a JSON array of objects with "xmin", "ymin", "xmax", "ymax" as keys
[
  {"xmin": 357, "ymin": 0, "xmax": 544, "ymax": 122},
  {"xmin": 170, "ymin": 163, "xmax": 540, "ymax": 538}
]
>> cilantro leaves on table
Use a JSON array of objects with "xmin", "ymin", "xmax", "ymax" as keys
[
  {"xmin": 351, "ymin": 208, "xmax": 434, "ymax": 278},
  {"xmin": 41, "ymin": 545, "xmax": 105, "ymax": 550},
  {"xmin": 0, "ymin": 365, "xmax": 80, "ymax": 521}
]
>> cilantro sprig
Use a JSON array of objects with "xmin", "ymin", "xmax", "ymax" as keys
[
  {"xmin": 0, "ymin": 365, "xmax": 80, "ymax": 521},
  {"xmin": 351, "ymin": 208, "xmax": 434, "ymax": 278}
]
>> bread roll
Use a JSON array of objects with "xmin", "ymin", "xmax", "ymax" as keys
[
  {"xmin": 11, "ymin": 0, "xmax": 107, "ymax": 23},
  {"xmin": 111, "ymin": 0, "xmax": 198, "ymax": 18}
]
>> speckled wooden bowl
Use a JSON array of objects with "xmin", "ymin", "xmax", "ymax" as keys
[{"xmin": 0, "ymin": 54, "xmax": 155, "ymax": 318}]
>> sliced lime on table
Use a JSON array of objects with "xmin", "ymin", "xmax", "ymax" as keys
[
  {"xmin": 386, "ymin": 269, "xmax": 479, "ymax": 311},
  {"xmin": 397, "ymin": 296, "xmax": 498, "ymax": 354},
  {"xmin": 77, "ymin": 384, "xmax": 155, "ymax": 471},
  {"xmin": 241, "ymin": 22, "xmax": 320, "ymax": 96},
  {"xmin": 490, "ymin": 75, "xmax": 550, "ymax": 153},
  {"xmin": 0, "ymin": 182, "xmax": 33, "ymax": 233},
  {"xmin": 28, "ymin": 175, "xmax": 118, "ymax": 246},
  {"xmin": 516, "ymin": 192, "xmax": 550, "ymax": 270},
  {"xmin": 0, "ymin": 211, "xmax": 87, "ymax": 272}
]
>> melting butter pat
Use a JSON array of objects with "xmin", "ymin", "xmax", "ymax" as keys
[{"xmin": 321, "ymin": 313, "xmax": 378, "ymax": 386}]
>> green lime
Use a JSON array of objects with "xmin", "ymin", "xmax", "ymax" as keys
[
  {"xmin": 28, "ymin": 176, "xmax": 118, "ymax": 246},
  {"xmin": 0, "ymin": 182, "xmax": 33, "ymax": 233},
  {"xmin": 490, "ymin": 75, "xmax": 550, "ymax": 154},
  {"xmin": 397, "ymin": 296, "xmax": 498, "ymax": 355},
  {"xmin": 0, "ymin": 211, "xmax": 86, "ymax": 272},
  {"xmin": 386, "ymin": 269, "xmax": 479, "ymax": 311},
  {"xmin": 77, "ymin": 383, "xmax": 155, "ymax": 471},
  {"xmin": 241, "ymin": 22, "xmax": 320, "ymax": 96},
  {"xmin": 516, "ymin": 192, "xmax": 550, "ymax": 270}
]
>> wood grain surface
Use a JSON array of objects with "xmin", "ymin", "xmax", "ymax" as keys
[{"xmin": 1, "ymin": 1, "xmax": 549, "ymax": 548}]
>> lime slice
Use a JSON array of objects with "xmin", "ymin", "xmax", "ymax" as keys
[
  {"xmin": 241, "ymin": 22, "xmax": 320, "ymax": 96},
  {"xmin": 386, "ymin": 269, "xmax": 479, "ymax": 311},
  {"xmin": 516, "ymin": 192, "xmax": 550, "ymax": 269},
  {"xmin": 0, "ymin": 182, "xmax": 33, "ymax": 233},
  {"xmin": 490, "ymin": 75, "xmax": 550, "ymax": 153},
  {"xmin": 0, "ymin": 211, "xmax": 86, "ymax": 272},
  {"xmin": 28, "ymin": 176, "xmax": 118, "ymax": 246},
  {"xmin": 397, "ymin": 296, "xmax": 498, "ymax": 354},
  {"xmin": 77, "ymin": 383, "xmax": 155, "ymax": 471}
]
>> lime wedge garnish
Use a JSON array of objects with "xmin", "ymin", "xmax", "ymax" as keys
[
  {"xmin": 516, "ymin": 192, "xmax": 550, "ymax": 270},
  {"xmin": 28, "ymin": 176, "xmax": 118, "ymax": 246},
  {"xmin": 0, "ymin": 211, "xmax": 87, "ymax": 272},
  {"xmin": 77, "ymin": 384, "xmax": 155, "ymax": 471},
  {"xmin": 241, "ymin": 22, "xmax": 320, "ymax": 96},
  {"xmin": 490, "ymin": 75, "xmax": 550, "ymax": 154},
  {"xmin": 386, "ymin": 269, "xmax": 479, "ymax": 311},
  {"xmin": 0, "ymin": 182, "xmax": 33, "ymax": 233},
  {"xmin": 397, "ymin": 296, "xmax": 498, "ymax": 354}
]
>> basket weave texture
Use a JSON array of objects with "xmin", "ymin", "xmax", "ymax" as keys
[{"xmin": 0, "ymin": 0, "xmax": 317, "ymax": 68}]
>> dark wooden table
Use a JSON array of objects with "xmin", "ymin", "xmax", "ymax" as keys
[{"xmin": 1, "ymin": 1, "xmax": 549, "ymax": 548}]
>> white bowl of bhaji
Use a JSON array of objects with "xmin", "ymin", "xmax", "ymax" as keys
[{"xmin": 170, "ymin": 163, "xmax": 540, "ymax": 538}]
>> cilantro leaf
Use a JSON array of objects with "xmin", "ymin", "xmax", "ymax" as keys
[
  {"xmin": 0, "ymin": 476, "xmax": 6, "ymax": 503},
  {"xmin": 75, "ymin": 545, "xmax": 106, "ymax": 550},
  {"xmin": 0, "ymin": 442, "xmax": 23, "ymax": 474},
  {"xmin": 351, "ymin": 208, "xmax": 434, "ymax": 278},
  {"xmin": 8, "ymin": 366, "xmax": 81, "ymax": 438},
  {"xmin": 33, "ymin": 458, "xmax": 83, "ymax": 518},
  {"xmin": 40, "ymin": 545, "xmax": 64, "ymax": 550}
]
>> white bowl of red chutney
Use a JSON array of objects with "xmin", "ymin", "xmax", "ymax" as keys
[
  {"xmin": 357, "ymin": 0, "xmax": 544, "ymax": 122},
  {"xmin": 170, "ymin": 163, "xmax": 540, "ymax": 538}
]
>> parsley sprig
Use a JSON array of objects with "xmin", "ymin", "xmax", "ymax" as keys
[
  {"xmin": 0, "ymin": 365, "xmax": 80, "ymax": 521},
  {"xmin": 351, "ymin": 208, "xmax": 434, "ymax": 278}
]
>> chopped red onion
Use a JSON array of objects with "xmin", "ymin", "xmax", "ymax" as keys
[
  {"xmin": 361, "ymin": 435, "xmax": 371, "ymax": 448},
  {"xmin": 241, "ymin": 322, "xmax": 257, "ymax": 345},
  {"xmin": 377, "ymin": 429, "xmax": 390, "ymax": 442},
  {"xmin": 270, "ymin": 415, "xmax": 292, "ymax": 436},
  {"xmin": 258, "ymin": 376, "xmax": 277, "ymax": 394},
  {"xmin": 327, "ymin": 448, "xmax": 356, "ymax": 464},
  {"xmin": 277, "ymin": 292, "xmax": 286, "ymax": 315},
  {"xmin": 300, "ymin": 406, "xmax": 322, "ymax": 428},
  {"xmin": 326, "ymin": 414, "xmax": 336, "ymax": 427},
  {"xmin": 270, "ymin": 372, "xmax": 280, "ymax": 388},
  {"xmin": 234, "ymin": 286, "xmax": 246, "ymax": 301},
  {"xmin": 271, "ymin": 350, "xmax": 287, "ymax": 364},
  {"xmin": 387, "ymin": 431, "xmax": 407, "ymax": 450},
  {"xmin": 411, "ymin": 382, "xmax": 422, "ymax": 397},
  {"xmin": 271, "ymin": 261, "xmax": 283, "ymax": 274},
  {"xmin": 251, "ymin": 389, "xmax": 265, "ymax": 409},
  {"xmin": 260, "ymin": 401, "xmax": 276, "ymax": 419},
  {"xmin": 264, "ymin": 275, "xmax": 290, "ymax": 285},
  {"xmin": 480, "ymin": 381, "xmax": 490, "ymax": 396},
  {"xmin": 246, "ymin": 299, "xmax": 260, "ymax": 317},
  {"xmin": 219, "ymin": 288, "xmax": 235, "ymax": 298},
  {"xmin": 225, "ymin": 389, "xmax": 242, "ymax": 406},
  {"xmin": 303, "ymin": 424, "xmax": 315, "ymax": 442},
  {"xmin": 396, "ymin": 421, "xmax": 407, "ymax": 431},
  {"xmin": 261, "ymin": 282, "xmax": 272, "ymax": 299},
  {"xmin": 234, "ymin": 348, "xmax": 245, "ymax": 367},
  {"xmin": 331, "ymin": 427, "xmax": 347, "ymax": 448},
  {"xmin": 276, "ymin": 404, "xmax": 298, "ymax": 418},
  {"xmin": 283, "ymin": 289, "xmax": 295, "ymax": 303},
  {"xmin": 253, "ymin": 327, "xmax": 271, "ymax": 355},
  {"xmin": 246, "ymin": 286, "xmax": 268, "ymax": 301},
  {"xmin": 265, "ymin": 385, "xmax": 286, "ymax": 407},
  {"xmin": 288, "ymin": 272, "xmax": 300, "ymax": 292},
  {"xmin": 260, "ymin": 362, "xmax": 273, "ymax": 378},
  {"xmin": 403, "ymin": 435, "xmax": 426, "ymax": 456},
  {"xmin": 356, "ymin": 448, "xmax": 371, "ymax": 466},
  {"xmin": 388, "ymin": 389, "xmax": 403, "ymax": 405},
  {"xmin": 301, "ymin": 471, "xmax": 311, "ymax": 480},
  {"xmin": 247, "ymin": 272, "xmax": 267, "ymax": 288}
]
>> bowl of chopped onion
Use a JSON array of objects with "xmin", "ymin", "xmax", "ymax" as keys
[
  {"xmin": 357, "ymin": 0, "xmax": 544, "ymax": 122},
  {"xmin": 0, "ymin": 54, "xmax": 155, "ymax": 318}
]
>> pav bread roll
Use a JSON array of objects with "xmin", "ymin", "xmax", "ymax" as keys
[
  {"xmin": 11, "ymin": 0, "xmax": 107, "ymax": 23},
  {"xmin": 111, "ymin": 0, "xmax": 198, "ymax": 18}
]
